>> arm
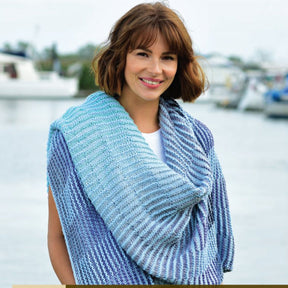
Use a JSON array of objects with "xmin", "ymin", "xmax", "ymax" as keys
[{"xmin": 48, "ymin": 186, "xmax": 76, "ymax": 284}]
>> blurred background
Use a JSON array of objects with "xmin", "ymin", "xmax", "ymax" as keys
[{"xmin": 0, "ymin": 0, "xmax": 287, "ymax": 286}]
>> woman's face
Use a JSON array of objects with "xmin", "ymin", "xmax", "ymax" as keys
[{"xmin": 121, "ymin": 33, "xmax": 178, "ymax": 104}]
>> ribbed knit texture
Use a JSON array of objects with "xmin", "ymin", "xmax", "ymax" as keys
[
  {"xmin": 47, "ymin": 91, "xmax": 234, "ymax": 285},
  {"xmin": 48, "ymin": 130, "xmax": 154, "ymax": 284}
]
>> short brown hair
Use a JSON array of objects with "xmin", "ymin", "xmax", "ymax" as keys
[{"xmin": 92, "ymin": 2, "xmax": 207, "ymax": 102}]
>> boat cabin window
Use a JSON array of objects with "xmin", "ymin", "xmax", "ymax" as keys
[{"xmin": 4, "ymin": 63, "xmax": 18, "ymax": 79}]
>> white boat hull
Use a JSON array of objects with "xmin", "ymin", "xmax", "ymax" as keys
[
  {"xmin": 264, "ymin": 101, "xmax": 288, "ymax": 117},
  {"xmin": 0, "ymin": 52, "xmax": 79, "ymax": 99},
  {"xmin": 0, "ymin": 78, "xmax": 78, "ymax": 98}
]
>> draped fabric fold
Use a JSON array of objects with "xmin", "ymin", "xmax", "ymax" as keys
[{"xmin": 47, "ymin": 91, "xmax": 234, "ymax": 284}]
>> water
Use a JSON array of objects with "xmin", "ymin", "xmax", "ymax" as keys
[{"xmin": 0, "ymin": 97, "xmax": 287, "ymax": 286}]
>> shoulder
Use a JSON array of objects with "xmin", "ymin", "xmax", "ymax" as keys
[
  {"xmin": 60, "ymin": 91, "xmax": 106, "ymax": 120},
  {"xmin": 47, "ymin": 91, "xmax": 113, "ymax": 163},
  {"xmin": 48, "ymin": 91, "xmax": 108, "ymax": 136}
]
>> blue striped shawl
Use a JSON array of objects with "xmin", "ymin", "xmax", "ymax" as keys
[{"xmin": 47, "ymin": 91, "xmax": 234, "ymax": 284}]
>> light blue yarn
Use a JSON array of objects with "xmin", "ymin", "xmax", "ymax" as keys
[{"xmin": 47, "ymin": 91, "xmax": 234, "ymax": 284}]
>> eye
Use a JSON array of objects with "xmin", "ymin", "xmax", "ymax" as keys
[
  {"xmin": 136, "ymin": 51, "xmax": 149, "ymax": 57},
  {"xmin": 162, "ymin": 55, "xmax": 177, "ymax": 61}
]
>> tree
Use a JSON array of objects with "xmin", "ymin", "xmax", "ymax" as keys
[
  {"xmin": 77, "ymin": 43, "xmax": 100, "ymax": 61},
  {"xmin": 2, "ymin": 42, "xmax": 12, "ymax": 52},
  {"xmin": 16, "ymin": 41, "xmax": 29, "ymax": 52},
  {"xmin": 78, "ymin": 63, "xmax": 98, "ymax": 91},
  {"xmin": 228, "ymin": 55, "xmax": 244, "ymax": 67}
]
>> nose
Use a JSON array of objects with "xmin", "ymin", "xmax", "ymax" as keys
[{"xmin": 148, "ymin": 58, "xmax": 162, "ymax": 75}]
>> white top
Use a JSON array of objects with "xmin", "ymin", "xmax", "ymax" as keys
[{"xmin": 142, "ymin": 129, "xmax": 166, "ymax": 163}]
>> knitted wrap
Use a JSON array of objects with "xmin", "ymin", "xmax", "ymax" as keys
[{"xmin": 47, "ymin": 91, "xmax": 234, "ymax": 285}]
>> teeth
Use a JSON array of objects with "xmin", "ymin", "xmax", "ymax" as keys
[{"xmin": 142, "ymin": 78, "xmax": 160, "ymax": 85}]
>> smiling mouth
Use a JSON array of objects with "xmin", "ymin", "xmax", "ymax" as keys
[{"xmin": 140, "ymin": 78, "xmax": 163, "ymax": 85}]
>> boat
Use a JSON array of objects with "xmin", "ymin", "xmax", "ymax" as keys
[
  {"xmin": 262, "ymin": 71, "xmax": 288, "ymax": 117},
  {"xmin": 237, "ymin": 74, "xmax": 267, "ymax": 111},
  {"xmin": 0, "ymin": 52, "xmax": 79, "ymax": 98},
  {"xmin": 200, "ymin": 54, "xmax": 246, "ymax": 108},
  {"xmin": 264, "ymin": 87, "xmax": 288, "ymax": 117}
]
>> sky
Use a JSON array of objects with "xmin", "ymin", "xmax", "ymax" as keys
[{"xmin": 0, "ymin": 0, "xmax": 287, "ymax": 63}]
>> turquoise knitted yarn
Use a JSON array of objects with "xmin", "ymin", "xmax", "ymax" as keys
[{"xmin": 47, "ymin": 91, "xmax": 234, "ymax": 284}]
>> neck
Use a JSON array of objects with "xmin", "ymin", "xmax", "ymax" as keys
[{"xmin": 119, "ymin": 97, "xmax": 160, "ymax": 133}]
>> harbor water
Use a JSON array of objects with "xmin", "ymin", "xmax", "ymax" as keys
[{"xmin": 0, "ymin": 97, "xmax": 287, "ymax": 286}]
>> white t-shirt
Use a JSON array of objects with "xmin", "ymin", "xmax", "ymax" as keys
[{"xmin": 142, "ymin": 129, "xmax": 166, "ymax": 163}]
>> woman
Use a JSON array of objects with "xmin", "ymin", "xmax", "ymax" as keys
[{"xmin": 47, "ymin": 2, "xmax": 234, "ymax": 285}]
